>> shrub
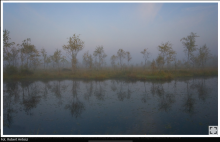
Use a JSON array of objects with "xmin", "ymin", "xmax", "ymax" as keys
[
  {"xmin": 20, "ymin": 68, "xmax": 33, "ymax": 75},
  {"xmin": 4, "ymin": 65, "xmax": 18, "ymax": 75}
]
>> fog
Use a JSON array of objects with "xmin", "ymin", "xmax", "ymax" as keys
[{"xmin": 2, "ymin": 2, "xmax": 218, "ymax": 66}]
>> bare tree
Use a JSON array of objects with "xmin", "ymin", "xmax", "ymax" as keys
[
  {"xmin": 61, "ymin": 56, "xmax": 68, "ymax": 68},
  {"xmin": 197, "ymin": 44, "xmax": 211, "ymax": 69},
  {"xmin": 93, "ymin": 46, "xmax": 107, "ymax": 69},
  {"xmin": 140, "ymin": 48, "xmax": 150, "ymax": 69},
  {"xmin": 53, "ymin": 49, "xmax": 62, "ymax": 73},
  {"xmin": 9, "ymin": 46, "xmax": 20, "ymax": 67},
  {"xmin": 83, "ymin": 51, "xmax": 93, "ymax": 70},
  {"xmin": 117, "ymin": 49, "xmax": 126, "ymax": 69},
  {"xmin": 41, "ymin": 48, "xmax": 47, "ymax": 70},
  {"xmin": 3, "ymin": 29, "xmax": 16, "ymax": 66},
  {"xmin": 63, "ymin": 34, "xmax": 84, "ymax": 72},
  {"xmin": 126, "ymin": 51, "xmax": 132, "ymax": 66},
  {"xmin": 45, "ymin": 56, "xmax": 51, "ymax": 70},
  {"xmin": 111, "ymin": 55, "xmax": 117, "ymax": 69}
]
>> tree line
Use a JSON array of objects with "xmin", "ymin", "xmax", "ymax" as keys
[{"xmin": 3, "ymin": 29, "xmax": 214, "ymax": 75}]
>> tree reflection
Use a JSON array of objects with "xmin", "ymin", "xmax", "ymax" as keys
[
  {"xmin": 182, "ymin": 80, "xmax": 196, "ymax": 116},
  {"xmin": 41, "ymin": 80, "xmax": 51, "ymax": 100},
  {"xmin": 150, "ymin": 82, "xmax": 156, "ymax": 96},
  {"xmin": 51, "ymin": 81, "xmax": 61, "ymax": 98},
  {"xmin": 110, "ymin": 80, "xmax": 118, "ymax": 92},
  {"xmin": 155, "ymin": 83, "xmax": 175, "ymax": 112},
  {"xmin": 3, "ymin": 98, "xmax": 16, "ymax": 128},
  {"xmin": 94, "ymin": 81, "xmax": 105, "ymax": 101},
  {"xmin": 158, "ymin": 93, "xmax": 175, "ymax": 112},
  {"xmin": 3, "ymin": 82, "xmax": 19, "ymax": 128},
  {"xmin": 51, "ymin": 80, "xmax": 63, "ymax": 106},
  {"xmin": 191, "ymin": 79, "xmax": 209, "ymax": 101},
  {"xmin": 65, "ymin": 99, "xmax": 85, "ymax": 118},
  {"xmin": 71, "ymin": 81, "xmax": 80, "ymax": 99},
  {"xmin": 5, "ymin": 81, "xmax": 20, "ymax": 103},
  {"xmin": 61, "ymin": 80, "xmax": 69, "ymax": 92},
  {"xmin": 116, "ymin": 81, "xmax": 127, "ymax": 101},
  {"xmin": 65, "ymin": 80, "xmax": 85, "ymax": 118},
  {"xmin": 84, "ymin": 81, "xmax": 94, "ymax": 101},
  {"xmin": 141, "ymin": 81, "xmax": 150, "ymax": 103},
  {"xmin": 126, "ymin": 81, "xmax": 132, "ymax": 100},
  {"xmin": 20, "ymin": 81, "xmax": 41, "ymax": 115}
]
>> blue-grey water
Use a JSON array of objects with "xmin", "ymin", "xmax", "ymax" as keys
[{"xmin": 3, "ymin": 77, "xmax": 218, "ymax": 135}]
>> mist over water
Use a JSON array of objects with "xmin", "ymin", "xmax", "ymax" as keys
[{"xmin": 3, "ymin": 77, "xmax": 217, "ymax": 135}]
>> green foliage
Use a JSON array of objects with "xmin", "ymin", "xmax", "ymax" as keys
[
  {"xmin": 180, "ymin": 32, "xmax": 199, "ymax": 62},
  {"xmin": 63, "ymin": 34, "xmax": 84, "ymax": 72},
  {"xmin": 20, "ymin": 38, "xmax": 39, "ymax": 69},
  {"xmin": 158, "ymin": 41, "xmax": 176, "ymax": 68}
]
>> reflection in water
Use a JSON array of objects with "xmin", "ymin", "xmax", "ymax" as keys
[
  {"xmin": 94, "ymin": 81, "xmax": 105, "ymax": 101},
  {"xmin": 84, "ymin": 81, "xmax": 94, "ymax": 101},
  {"xmin": 65, "ymin": 80, "xmax": 85, "ymax": 118},
  {"xmin": 126, "ymin": 81, "xmax": 132, "ymax": 100},
  {"xmin": 41, "ymin": 80, "xmax": 50, "ymax": 100},
  {"xmin": 3, "ymin": 77, "xmax": 217, "ymax": 134},
  {"xmin": 183, "ymin": 80, "xmax": 196, "ymax": 115},
  {"xmin": 20, "ymin": 81, "xmax": 41, "ymax": 115},
  {"xmin": 64, "ymin": 99, "xmax": 85, "ymax": 118},
  {"xmin": 193, "ymin": 79, "xmax": 209, "ymax": 101},
  {"xmin": 141, "ymin": 82, "xmax": 150, "ymax": 103},
  {"xmin": 117, "ymin": 81, "xmax": 127, "ymax": 101},
  {"xmin": 110, "ymin": 80, "xmax": 117, "ymax": 92},
  {"xmin": 151, "ymin": 82, "xmax": 175, "ymax": 112}
]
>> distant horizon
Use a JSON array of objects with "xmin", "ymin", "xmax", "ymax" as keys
[{"xmin": 2, "ymin": 2, "xmax": 218, "ymax": 66}]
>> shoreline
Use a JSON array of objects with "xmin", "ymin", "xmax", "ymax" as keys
[{"xmin": 3, "ymin": 68, "xmax": 218, "ymax": 81}]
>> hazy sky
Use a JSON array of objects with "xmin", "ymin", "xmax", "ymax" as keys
[{"xmin": 2, "ymin": 2, "xmax": 218, "ymax": 65}]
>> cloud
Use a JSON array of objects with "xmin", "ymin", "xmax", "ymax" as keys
[{"xmin": 136, "ymin": 3, "xmax": 163, "ymax": 23}]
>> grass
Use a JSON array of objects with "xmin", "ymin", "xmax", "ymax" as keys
[{"xmin": 3, "ymin": 67, "xmax": 218, "ymax": 81}]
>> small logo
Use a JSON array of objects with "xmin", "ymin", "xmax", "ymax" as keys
[{"xmin": 209, "ymin": 126, "xmax": 218, "ymax": 135}]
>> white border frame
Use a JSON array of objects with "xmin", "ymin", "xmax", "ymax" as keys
[{"xmin": 1, "ymin": 0, "xmax": 219, "ymax": 138}]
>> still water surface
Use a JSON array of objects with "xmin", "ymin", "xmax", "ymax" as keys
[{"xmin": 3, "ymin": 77, "xmax": 218, "ymax": 135}]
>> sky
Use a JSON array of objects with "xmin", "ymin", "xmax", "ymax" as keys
[{"xmin": 2, "ymin": 2, "xmax": 218, "ymax": 65}]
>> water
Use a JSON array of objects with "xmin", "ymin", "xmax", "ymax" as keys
[{"xmin": 3, "ymin": 77, "xmax": 218, "ymax": 135}]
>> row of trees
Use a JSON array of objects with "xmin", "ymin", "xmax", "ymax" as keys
[{"xmin": 3, "ymin": 29, "xmax": 214, "ymax": 75}]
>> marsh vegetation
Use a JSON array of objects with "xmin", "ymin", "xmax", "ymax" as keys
[
  {"xmin": 3, "ymin": 30, "xmax": 217, "ymax": 80},
  {"xmin": 3, "ymin": 30, "xmax": 218, "ymax": 135}
]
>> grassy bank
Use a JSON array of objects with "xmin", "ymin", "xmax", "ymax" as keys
[{"xmin": 3, "ymin": 67, "xmax": 218, "ymax": 81}]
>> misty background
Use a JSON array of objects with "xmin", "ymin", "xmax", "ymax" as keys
[{"xmin": 2, "ymin": 2, "xmax": 218, "ymax": 67}]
